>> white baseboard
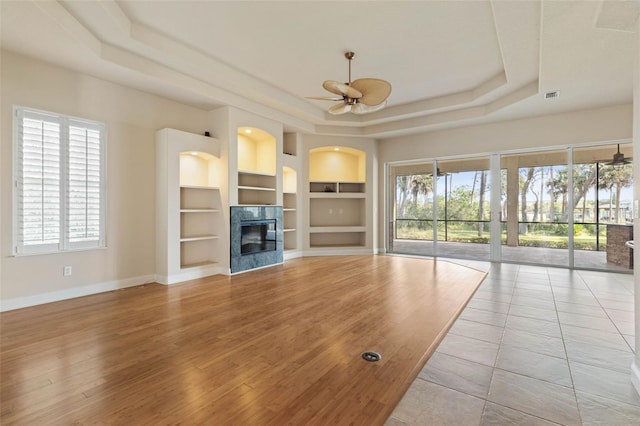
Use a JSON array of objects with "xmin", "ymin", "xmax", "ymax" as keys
[
  {"xmin": 0, "ymin": 274, "xmax": 155, "ymax": 312},
  {"xmin": 156, "ymin": 265, "xmax": 226, "ymax": 285},
  {"xmin": 632, "ymin": 360, "xmax": 640, "ymax": 397},
  {"xmin": 302, "ymin": 248, "xmax": 374, "ymax": 257},
  {"xmin": 284, "ymin": 250, "xmax": 303, "ymax": 260}
]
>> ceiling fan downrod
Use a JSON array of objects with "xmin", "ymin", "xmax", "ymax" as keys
[{"xmin": 345, "ymin": 51, "xmax": 355, "ymax": 85}]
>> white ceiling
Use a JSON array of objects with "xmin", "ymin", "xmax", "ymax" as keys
[{"xmin": 1, "ymin": 0, "xmax": 638, "ymax": 138}]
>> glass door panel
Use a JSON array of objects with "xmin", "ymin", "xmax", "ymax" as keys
[
  {"xmin": 435, "ymin": 157, "xmax": 491, "ymax": 260},
  {"xmin": 500, "ymin": 150, "xmax": 569, "ymax": 267},
  {"xmin": 390, "ymin": 163, "xmax": 436, "ymax": 256},
  {"xmin": 573, "ymin": 144, "xmax": 633, "ymax": 271}
]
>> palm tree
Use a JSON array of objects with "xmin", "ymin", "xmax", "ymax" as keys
[{"xmin": 599, "ymin": 164, "xmax": 633, "ymax": 223}]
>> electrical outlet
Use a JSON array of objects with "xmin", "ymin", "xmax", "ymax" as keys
[{"xmin": 63, "ymin": 266, "xmax": 72, "ymax": 276}]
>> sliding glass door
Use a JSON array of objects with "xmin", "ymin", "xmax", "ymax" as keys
[
  {"xmin": 387, "ymin": 142, "xmax": 633, "ymax": 271},
  {"xmin": 500, "ymin": 150, "xmax": 569, "ymax": 267}
]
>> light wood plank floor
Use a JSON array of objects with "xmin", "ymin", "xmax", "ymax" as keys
[{"xmin": 1, "ymin": 255, "xmax": 486, "ymax": 425}]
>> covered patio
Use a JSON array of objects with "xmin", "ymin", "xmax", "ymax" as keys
[{"xmin": 392, "ymin": 239, "xmax": 633, "ymax": 273}]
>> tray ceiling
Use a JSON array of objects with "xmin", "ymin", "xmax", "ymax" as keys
[{"xmin": 1, "ymin": 1, "xmax": 638, "ymax": 138}]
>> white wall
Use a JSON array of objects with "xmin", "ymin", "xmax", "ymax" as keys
[
  {"xmin": 377, "ymin": 104, "xmax": 633, "ymax": 251},
  {"xmin": 0, "ymin": 50, "xmax": 211, "ymax": 310},
  {"xmin": 631, "ymin": 18, "xmax": 640, "ymax": 396}
]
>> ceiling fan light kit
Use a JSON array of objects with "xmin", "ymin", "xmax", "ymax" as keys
[{"xmin": 309, "ymin": 51, "xmax": 392, "ymax": 115}]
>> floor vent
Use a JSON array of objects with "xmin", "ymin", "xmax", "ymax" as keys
[{"xmin": 362, "ymin": 351, "xmax": 382, "ymax": 362}]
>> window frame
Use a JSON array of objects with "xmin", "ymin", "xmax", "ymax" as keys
[{"xmin": 13, "ymin": 106, "xmax": 107, "ymax": 255}]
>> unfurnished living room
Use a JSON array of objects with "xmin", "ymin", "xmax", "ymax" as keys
[{"xmin": 1, "ymin": 1, "xmax": 640, "ymax": 425}]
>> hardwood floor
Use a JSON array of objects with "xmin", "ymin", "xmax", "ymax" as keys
[{"xmin": 0, "ymin": 255, "xmax": 486, "ymax": 425}]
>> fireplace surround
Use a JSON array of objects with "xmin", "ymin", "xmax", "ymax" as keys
[{"xmin": 230, "ymin": 206, "xmax": 283, "ymax": 273}]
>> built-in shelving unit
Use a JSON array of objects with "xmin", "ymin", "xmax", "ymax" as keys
[
  {"xmin": 179, "ymin": 183, "xmax": 221, "ymax": 269},
  {"xmin": 156, "ymin": 128, "xmax": 222, "ymax": 284},
  {"xmin": 237, "ymin": 127, "xmax": 277, "ymax": 205},
  {"xmin": 283, "ymin": 165, "xmax": 298, "ymax": 252},
  {"xmin": 307, "ymin": 146, "xmax": 368, "ymax": 250}
]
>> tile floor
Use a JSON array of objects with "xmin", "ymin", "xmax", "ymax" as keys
[{"xmin": 386, "ymin": 260, "xmax": 639, "ymax": 425}]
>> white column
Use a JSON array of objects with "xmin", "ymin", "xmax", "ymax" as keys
[{"xmin": 632, "ymin": 18, "xmax": 640, "ymax": 396}]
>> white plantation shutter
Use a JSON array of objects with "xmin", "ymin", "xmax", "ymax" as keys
[
  {"xmin": 16, "ymin": 111, "xmax": 62, "ymax": 253},
  {"xmin": 67, "ymin": 122, "xmax": 104, "ymax": 248},
  {"xmin": 14, "ymin": 107, "xmax": 105, "ymax": 254}
]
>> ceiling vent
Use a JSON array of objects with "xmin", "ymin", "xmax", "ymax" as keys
[{"xmin": 544, "ymin": 91, "xmax": 560, "ymax": 100}]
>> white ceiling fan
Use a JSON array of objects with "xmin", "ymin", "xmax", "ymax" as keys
[{"xmin": 308, "ymin": 51, "xmax": 392, "ymax": 115}]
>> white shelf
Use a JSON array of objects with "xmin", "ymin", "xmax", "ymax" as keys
[
  {"xmin": 180, "ymin": 209, "xmax": 220, "ymax": 213},
  {"xmin": 283, "ymin": 191, "xmax": 297, "ymax": 194},
  {"xmin": 309, "ymin": 226, "xmax": 366, "ymax": 233},
  {"xmin": 180, "ymin": 260, "xmax": 218, "ymax": 270},
  {"xmin": 283, "ymin": 228, "xmax": 296, "ymax": 232},
  {"xmin": 238, "ymin": 169, "xmax": 276, "ymax": 177},
  {"xmin": 309, "ymin": 192, "xmax": 365, "ymax": 199},
  {"xmin": 238, "ymin": 185, "xmax": 276, "ymax": 191},
  {"xmin": 283, "ymin": 208, "xmax": 296, "ymax": 212},
  {"xmin": 180, "ymin": 235, "xmax": 220, "ymax": 242},
  {"xmin": 180, "ymin": 185, "xmax": 220, "ymax": 190}
]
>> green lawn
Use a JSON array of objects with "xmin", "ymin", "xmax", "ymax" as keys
[{"xmin": 396, "ymin": 226, "xmax": 606, "ymax": 251}]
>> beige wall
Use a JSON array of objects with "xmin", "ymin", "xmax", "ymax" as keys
[
  {"xmin": 1, "ymin": 50, "xmax": 211, "ymax": 307},
  {"xmin": 377, "ymin": 104, "xmax": 633, "ymax": 251}
]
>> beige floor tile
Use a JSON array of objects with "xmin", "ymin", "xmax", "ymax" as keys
[
  {"xmin": 488, "ymin": 369, "xmax": 580, "ymax": 425},
  {"xmin": 623, "ymin": 334, "xmax": 635, "ymax": 351},
  {"xmin": 510, "ymin": 295, "xmax": 556, "ymax": 310},
  {"xmin": 459, "ymin": 307, "xmax": 508, "ymax": 327},
  {"xmin": 576, "ymin": 391, "xmax": 640, "ymax": 425},
  {"xmin": 384, "ymin": 416, "xmax": 410, "ymax": 426},
  {"xmin": 513, "ymin": 288, "xmax": 554, "ymax": 301},
  {"xmin": 392, "ymin": 261, "xmax": 637, "ymax": 426},
  {"xmin": 495, "ymin": 346, "xmax": 572, "ymax": 386},
  {"xmin": 467, "ymin": 298, "xmax": 511, "ymax": 314},
  {"xmin": 605, "ymin": 307, "xmax": 635, "ymax": 323},
  {"xmin": 570, "ymin": 361, "xmax": 640, "ymax": 407},
  {"xmin": 561, "ymin": 324, "xmax": 632, "ymax": 352},
  {"xmin": 480, "ymin": 402, "xmax": 560, "ymax": 426},
  {"xmin": 564, "ymin": 339, "xmax": 634, "ymax": 373},
  {"xmin": 500, "ymin": 328, "xmax": 566, "ymax": 359},
  {"xmin": 557, "ymin": 311, "xmax": 619, "ymax": 333},
  {"xmin": 419, "ymin": 352, "xmax": 493, "ymax": 399},
  {"xmin": 436, "ymin": 333, "xmax": 500, "ymax": 367},
  {"xmin": 389, "ymin": 379, "xmax": 485, "ymax": 426},
  {"xmin": 554, "ymin": 301, "xmax": 607, "ymax": 318},
  {"xmin": 597, "ymin": 298, "xmax": 634, "ymax": 312},
  {"xmin": 449, "ymin": 319, "xmax": 504, "ymax": 345},
  {"xmin": 506, "ymin": 315, "xmax": 562, "ymax": 338},
  {"xmin": 508, "ymin": 304, "xmax": 558, "ymax": 323},
  {"xmin": 552, "ymin": 293, "xmax": 600, "ymax": 307},
  {"xmin": 473, "ymin": 290, "xmax": 514, "ymax": 303}
]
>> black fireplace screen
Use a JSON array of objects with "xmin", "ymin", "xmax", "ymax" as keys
[{"xmin": 240, "ymin": 219, "xmax": 276, "ymax": 255}]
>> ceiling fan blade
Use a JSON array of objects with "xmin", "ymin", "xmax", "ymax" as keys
[
  {"xmin": 306, "ymin": 96, "xmax": 344, "ymax": 101},
  {"xmin": 350, "ymin": 78, "xmax": 392, "ymax": 106},
  {"xmin": 328, "ymin": 103, "xmax": 352, "ymax": 115},
  {"xmin": 323, "ymin": 80, "xmax": 362, "ymax": 99},
  {"xmin": 351, "ymin": 101, "xmax": 387, "ymax": 114}
]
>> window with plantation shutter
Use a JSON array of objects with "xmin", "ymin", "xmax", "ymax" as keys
[{"xmin": 14, "ymin": 107, "xmax": 106, "ymax": 255}]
